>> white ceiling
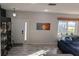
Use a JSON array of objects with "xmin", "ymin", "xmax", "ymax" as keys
[{"xmin": 1, "ymin": 3, "xmax": 79, "ymax": 14}]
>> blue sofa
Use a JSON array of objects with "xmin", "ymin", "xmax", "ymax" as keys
[{"xmin": 58, "ymin": 35, "xmax": 79, "ymax": 56}]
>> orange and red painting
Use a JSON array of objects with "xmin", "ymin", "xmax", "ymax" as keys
[{"xmin": 37, "ymin": 23, "xmax": 50, "ymax": 30}]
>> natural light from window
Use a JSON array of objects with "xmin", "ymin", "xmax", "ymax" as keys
[
  {"xmin": 28, "ymin": 50, "xmax": 49, "ymax": 56},
  {"xmin": 24, "ymin": 22, "xmax": 27, "ymax": 40},
  {"xmin": 58, "ymin": 20, "xmax": 77, "ymax": 36}
]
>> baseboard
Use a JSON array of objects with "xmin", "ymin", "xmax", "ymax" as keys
[
  {"xmin": 13, "ymin": 42, "xmax": 57, "ymax": 47},
  {"xmin": 25, "ymin": 42, "xmax": 57, "ymax": 47},
  {"xmin": 13, "ymin": 43, "xmax": 23, "ymax": 47},
  {"xmin": 25, "ymin": 41, "xmax": 57, "ymax": 44}
]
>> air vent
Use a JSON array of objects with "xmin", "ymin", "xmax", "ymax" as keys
[{"xmin": 48, "ymin": 3, "xmax": 56, "ymax": 6}]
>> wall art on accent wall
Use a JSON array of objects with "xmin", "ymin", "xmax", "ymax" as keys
[{"xmin": 37, "ymin": 23, "xmax": 50, "ymax": 30}]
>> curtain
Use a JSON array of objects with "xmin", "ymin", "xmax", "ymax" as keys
[
  {"xmin": 58, "ymin": 16, "xmax": 79, "ymax": 35},
  {"xmin": 58, "ymin": 16, "xmax": 79, "ymax": 21}
]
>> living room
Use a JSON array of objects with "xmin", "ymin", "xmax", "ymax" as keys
[{"xmin": 0, "ymin": 3, "xmax": 79, "ymax": 56}]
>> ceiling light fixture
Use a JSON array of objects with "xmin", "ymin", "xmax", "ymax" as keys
[
  {"xmin": 48, "ymin": 3, "xmax": 56, "ymax": 6},
  {"xmin": 13, "ymin": 8, "xmax": 16, "ymax": 17},
  {"xmin": 44, "ymin": 9, "xmax": 48, "ymax": 12}
]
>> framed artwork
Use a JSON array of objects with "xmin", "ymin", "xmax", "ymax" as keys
[{"xmin": 37, "ymin": 23, "xmax": 50, "ymax": 30}]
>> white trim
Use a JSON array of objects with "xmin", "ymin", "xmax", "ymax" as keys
[{"xmin": 25, "ymin": 42, "xmax": 57, "ymax": 46}]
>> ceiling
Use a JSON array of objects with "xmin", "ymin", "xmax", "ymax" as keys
[{"xmin": 1, "ymin": 3, "xmax": 79, "ymax": 14}]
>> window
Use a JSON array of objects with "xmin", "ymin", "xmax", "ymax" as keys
[
  {"xmin": 24, "ymin": 22, "xmax": 27, "ymax": 41},
  {"xmin": 67, "ymin": 21, "xmax": 76, "ymax": 34},
  {"xmin": 58, "ymin": 20, "xmax": 77, "ymax": 36}
]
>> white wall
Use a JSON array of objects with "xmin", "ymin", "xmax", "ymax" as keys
[
  {"xmin": 6, "ymin": 10, "xmax": 79, "ymax": 44},
  {"xmin": 28, "ymin": 12, "xmax": 58, "ymax": 44}
]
